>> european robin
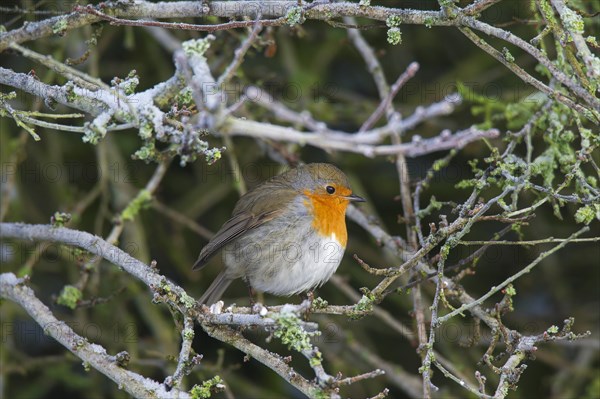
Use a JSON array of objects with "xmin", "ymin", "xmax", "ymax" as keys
[{"xmin": 193, "ymin": 163, "xmax": 365, "ymax": 304}]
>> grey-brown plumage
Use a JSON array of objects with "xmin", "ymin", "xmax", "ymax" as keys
[{"xmin": 193, "ymin": 163, "xmax": 363, "ymax": 305}]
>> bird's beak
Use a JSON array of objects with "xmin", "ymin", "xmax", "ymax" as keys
[{"xmin": 345, "ymin": 193, "xmax": 366, "ymax": 202}]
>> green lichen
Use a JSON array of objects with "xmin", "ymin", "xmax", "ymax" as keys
[
  {"xmin": 64, "ymin": 81, "xmax": 78, "ymax": 102},
  {"xmin": 574, "ymin": 205, "xmax": 600, "ymax": 225},
  {"xmin": 52, "ymin": 18, "xmax": 68, "ymax": 36},
  {"xmin": 51, "ymin": 212, "xmax": 72, "ymax": 227},
  {"xmin": 310, "ymin": 387, "xmax": 330, "ymax": 399},
  {"xmin": 502, "ymin": 47, "xmax": 515, "ymax": 63},
  {"xmin": 530, "ymin": 149, "xmax": 556, "ymax": 186},
  {"xmin": 139, "ymin": 119, "xmax": 153, "ymax": 140},
  {"xmin": 386, "ymin": 15, "xmax": 402, "ymax": 28},
  {"xmin": 57, "ymin": 285, "xmax": 82, "ymax": 309},
  {"xmin": 547, "ymin": 325, "xmax": 559, "ymax": 334},
  {"xmin": 439, "ymin": 243, "xmax": 453, "ymax": 260},
  {"xmin": 182, "ymin": 36, "xmax": 213, "ymax": 57},
  {"xmin": 309, "ymin": 350, "xmax": 323, "ymax": 367},
  {"xmin": 204, "ymin": 147, "xmax": 223, "ymax": 165},
  {"xmin": 190, "ymin": 376, "xmax": 224, "ymax": 399},
  {"xmin": 176, "ymin": 87, "xmax": 194, "ymax": 107},
  {"xmin": 285, "ymin": 6, "xmax": 305, "ymax": 26},
  {"xmin": 121, "ymin": 189, "xmax": 152, "ymax": 221},
  {"xmin": 82, "ymin": 120, "xmax": 107, "ymax": 145},
  {"xmin": 311, "ymin": 297, "xmax": 329, "ymax": 310},
  {"xmin": 424, "ymin": 16, "xmax": 434, "ymax": 29},
  {"xmin": 183, "ymin": 328, "xmax": 195, "ymax": 340},
  {"xmin": 387, "ymin": 27, "xmax": 402, "ymax": 45},
  {"xmin": 273, "ymin": 312, "xmax": 318, "ymax": 352},
  {"xmin": 433, "ymin": 153, "xmax": 454, "ymax": 171},
  {"xmin": 438, "ymin": 0, "xmax": 458, "ymax": 6},
  {"xmin": 179, "ymin": 292, "xmax": 196, "ymax": 309},
  {"xmin": 351, "ymin": 293, "xmax": 375, "ymax": 319},
  {"xmin": 0, "ymin": 91, "xmax": 17, "ymax": 104},
  {"xmin": 505, "ymin": 284, "xmax": 516, "ymax": 296},
  {"xmin": 416, "ymin": 196, "xmax": 443, "ymax": 218},
  {"xmin": 112, "ymin": 70, "xmax": 139, "ymax": 95},
  {"xmin": 561, "ymin": 6, "xmax": 584, "ymax": 35},
  {"xmin": 160, "ymin": 279, "xmax": 171, "ymax": 293},
  {"xmin": 133, "ymin": 141, "xmax": 157, "ymax": 162},
  {"xmin": 358, "ymin": 0, "xmax": 370, "ymax": 6}
]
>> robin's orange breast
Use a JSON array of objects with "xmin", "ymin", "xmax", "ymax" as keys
[{"xmin": 303, "ymin": 189, "xmax": 351, "ymax": 247}]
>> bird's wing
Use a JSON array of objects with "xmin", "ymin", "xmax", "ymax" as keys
[{"xmin": 192, "ymin": 208, "xmax": 283, "ymax": 270}]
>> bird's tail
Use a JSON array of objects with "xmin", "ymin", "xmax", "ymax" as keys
[{"xmin": 199, "ymin": 271, "xmax": 232, "ymax": 305}]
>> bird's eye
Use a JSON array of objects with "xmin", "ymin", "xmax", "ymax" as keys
[{"xmin": 326, "ymin": 185, "xmax": 336, "ymax": 194}]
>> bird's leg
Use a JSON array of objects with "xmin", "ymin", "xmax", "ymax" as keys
[
  {"xmin": 301, "ymin": 290, "xmax": 314, "ymax": 320},
  {"xmin": 245, "ymin": 280, "xmax": 257, "ymax": 306}
]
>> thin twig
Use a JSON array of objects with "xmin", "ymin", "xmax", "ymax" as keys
[
  {"xmin": 217, "ymin": 19, "xmax": 264, "ymax": 87},
  {"xmin": 77, "ymin": 5, "xmax": 286, "ymax": 34},
  {"xmin": 436, "ymin": 227, "xmax": 589, "ymax": 326},
  {"xmin": 359, "ymin": 62, "xmax": 420, "ymax": 132},
  {"xmin": 458, "ymin": 237, "xmax": 599, "ymax": 246}
]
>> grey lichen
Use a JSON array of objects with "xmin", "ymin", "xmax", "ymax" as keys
[{"xmin": 561, "ymin": 6, "xmax": 584, "ymax": 35}]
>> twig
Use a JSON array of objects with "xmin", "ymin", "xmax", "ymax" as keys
[
  {"xmin": 167, "ymin": 316, "xmax": 196, "ymax": 389},
  {"xmin": 244, "ymin": 86, "xmax": 332, "ymax": 133},
  {"xmin": 9, "ymin": 42, "xmax": 109, "ymax": 90},
  {"xmin": 359, "ymin": 62, "xmax": 420, "ymax": 132},
  {"xmin": 353, "ymin": 254, "xmax": 393, "ymax": 276},
  {"xmin": 345, "ymin": 17, "xmax": 390, "ymax": 100},
  {"xmin": 335, "ymin": 369, "xmax": 385, "ymax": 386},
  {"xmin": 152, "ymin": 200, "xmax": 214, "ymax": 240},
  {"xmin": 217, "ymin": 19, "xmax": 264, "ymax": 87},
  {"xmin": 458, "ymin": 237, "xmax": 600, "ymax": 246},
  {"xmin": 463, "ymin": 0, "xmax": 505, "ymax": 16},
  {"xmin": 435, "ymin": 227, "xmax": 589, "ymax": 326},
  {"xmin": 226, "ymin": 119, "xmax": 500, "ymax": 157},
  {"xmin": 328, "ymin": 275, "xmax": 415, "ymax": 342},
  {"xmin": 433, "ymin": 359, "xmax": 492, "ymax": 398},
  {"xmin": 77, "ymin": 5, "xmax": 285, "ymax": 34},
  {"xmin": 502, "ymin": 170, "xmax": 599, "ymax": 205}
]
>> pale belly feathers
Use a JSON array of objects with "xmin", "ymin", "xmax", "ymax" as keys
[{"xmin": 221, "ymin": 204, "xmax": 345, "ymax": 296}]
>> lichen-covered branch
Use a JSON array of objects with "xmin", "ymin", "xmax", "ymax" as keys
[{"xmin": 0, "ymin": 273, "xmax": 191, "ymax": 399}]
